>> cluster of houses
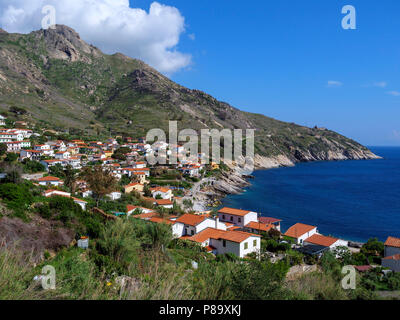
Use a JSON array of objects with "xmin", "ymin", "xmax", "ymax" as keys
[
  {"xmin": 3, "ymin": 119, "xmax": 400, "ymax": 266},
  {"xmin": 129, "ymin": 207, "xmax": 278, "ymax": 258}
]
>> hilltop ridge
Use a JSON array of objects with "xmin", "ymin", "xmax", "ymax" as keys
[{"xmin": 0, "ymin": 25, "xmax": 380, "ymax": 165}]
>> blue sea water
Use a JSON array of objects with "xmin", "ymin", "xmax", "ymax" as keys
[{"xmin": 221, "ymin": 147, "xmax": 400, "ymax": 242}]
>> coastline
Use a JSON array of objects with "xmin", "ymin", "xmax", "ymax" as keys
[{"xmin": 187, "ymin": 149, "xmax": 382, "ymax": 212}]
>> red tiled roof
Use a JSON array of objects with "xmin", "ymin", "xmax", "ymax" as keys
[
  {"xmin": 384, "ymin": 236, "xmax": 400, "ymax": 248},
  {"xmin": 354, "ymin": 265, "xmax": 372, "ymax": 272},
  {"xmin": 175, "ymin": 214, "xmax": 206, "ymax": 226},
  {"xmin": 382, "ymin": 254, "xmax": 400, "ymax": 261},
  {"xmin": 245, "ymin": 221, "xmax": 273, "ymax": 232},
  {"xmin": 284, "ymin": 223, "xmax": 317, "ymax": 239},
  {"xmin": 218, "ymin": 207, "xmax": 252, "ymax": 217},
  {"xmin": 155, "ymin": 199, "xmax": 173, "ymax": 206},
  {"xmin": 189, "ymin": 228, "xmax": 260, "ymax": 244},
  {"xmin": 37, "ymin": 176, "xmax": 61, "ymax": 182},
  {"xmin": 259, "ymin": 217, "xmax": 282, "ymax": 224},
  {"xmin": 304, "ymin": 234, "xmax": 338, "ymax": 247}
]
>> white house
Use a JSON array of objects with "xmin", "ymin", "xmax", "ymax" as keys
[
  {"xmin": 107, "ymin": 191, "xmax": 122, "ymax": 200},
  {"xmin": 175, "ymin": 214, "xmax": 226, "ymax": 237},
  {"xmin": 126, "ymin": 205, "xmax": 154, "ymax": 216},
  {"xmin": 55, "ymin": 151, "xmax": 71, "ymax": 160},
  {"xmin": 150, "ymin": 187, "xmax": 173, "ymax": 200},
  {"xmin": 43, "ymin": 190, "xmax": 87, "ymax": 211},
  {"xmin": 37, "ymin": 176, "xmax": 63, "ymax": 187},
  {"xmin": 0, "ymin": 115, "xmax": 6, "ymax": 126},
  {"xmin": 284, "ymin": 223, "xmax": 318, "ymax": 245},
  {"xmin": 132, "ymin": 161, "xmax": 147, "ymax": 169},
  {"xmin": 218, "ymin": 207, "xmax": 258, "ymax": 228},
  {"xmin": 188, "ymin": 228, "xmax": 261, "ymax": 258},
  {"xmin": 43, "ymin": 190, "xmax": 71, "ymax": 198},
  {"xmin": 303, "ymin": 234, "xmax": 348, "ymax": 250}
]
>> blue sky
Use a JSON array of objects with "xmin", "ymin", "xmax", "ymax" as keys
[{"xmin": 129, "ymin": 0, "xmax": 400, "ymax": 146}]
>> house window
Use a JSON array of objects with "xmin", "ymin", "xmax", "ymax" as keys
[
  {"xmin": 230, "ymin": 216, "xmax": 233, "ymax": 222},
  {"xmin": 191, "ymin": 230, "xmax": 194, "ymax": 236},
  {"xmin": 238, "ymin": 218, "xmax": 241, "ymax": 223},
  {"xmin": 223, "ymin": 240, "xmax": 226, "ymax": 247},
  {"xmin": 222, "ymin": 215, "xmax": 225, "ymax": 220},
  {"xmin": 244, "ymin": 242, "xmax": 248, "ymax": 250},
  {"xmin": 253, "ymin": 240, "xmax": 257, "ymax": 247}
]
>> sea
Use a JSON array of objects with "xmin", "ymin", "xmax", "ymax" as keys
[{"xmin": 221, "ymin": 147, "xmax": 400, "ymax": 242}]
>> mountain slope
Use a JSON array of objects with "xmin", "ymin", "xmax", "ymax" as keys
[{"xmin": 0, "ymin": 25, "xmax": 379, "ymax": 163}]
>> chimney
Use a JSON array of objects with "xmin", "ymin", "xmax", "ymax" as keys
[{"xmin": 215, "ymin": 216, "xmax": 219, "ymax": 229}]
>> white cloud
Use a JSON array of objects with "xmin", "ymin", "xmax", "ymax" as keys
[
  {"xmin": 188, "ymin": 33, "xmax": 196, "ymax": 41},
  {"xmin": 373, "ymin": 81, "xmax": 387, "ymax": 88},
  {"xmin": 326, "ymin": 80, "xmax": 343, "ymax": 88},
  {"xmin": 0, "ymin": 0, "xmax": 191, "ymax": 73},
  {"xmin": 387, "ymin": 91, "xmax": 400, "ymax": 96}
]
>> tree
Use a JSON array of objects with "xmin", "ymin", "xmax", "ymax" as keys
[
  {"xmin": 49, "ymin": 163, "xmax": 65, "ymax": 179},
  {"xmin": 2, "ymin": 163, "xmax": 23, "ymax": 184},
  {"xmin": 183, "ymin": 199, "xmax": 193, "ymax": 211},
  {"xmin": 4, "ymin": 153, "xmax": 18, "ymax": 162},
  {"xmin": 80, "ymin": 165, "xmax": 117, "ymax": 205},
  {"xmin": 0, "ymin": 143, "xmax": 7, "ymax": 156},
  {"xmin": 64, "ymin": 165, "xmax": 77, "ymax": 194},
  {"xmin": 143, "ymin": 184, "xmax": 152, "ymax": 197}
]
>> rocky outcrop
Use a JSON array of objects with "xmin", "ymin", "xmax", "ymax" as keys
[{"xmin": 33, "ymin": 25, "xmax": 102, "ymax": 62}]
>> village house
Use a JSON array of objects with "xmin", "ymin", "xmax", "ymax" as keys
[
  {"xmin": 124, "ymin": 182, "xmax": 144, "ymax": 194},
  {"xmin": 174, "ymin": 213, "xmax": 226, "ymax": 237},
  {"xmin": 243, "ymin": 221, "xmax": 274, "ymax": 234},
  {"xmin": 107, "ymin": 191, "xmax": 122, "ymax": 201},
  {"xmin": 20, "ymin": 149, "xmax": 43, "ymax": 161},
  {"xmin": 258, "ymin": 217, "xmax": 282, "ymax": 232},
  {"xmin": 187, "ymin": 228, "xmax": 261, "ymax": 258},
  {"xmin": 37, "ymin": 176, "xmax": 63, "ymax": 187},
  {"xmin": 218, "ymin": 207, "xmax": 258, "ymax": 228},
  {"xmin": 126, "ymin": 205, "xmax": 155, "ymax": 216},
  {"xmin": 284, "ymin": 223, "xmax": 318, "ymax": 245},
  {"xmin": 303, "ymin": 234, "xmax": 348, "ymax": 251},
  {"xmin": 0, "ymin": 115, "xmax": 6, "ymax": 126},
  {"xmin": 150, "ymin": 187, "xmax": 173, "ymax": 200},
  {"xmin": 384, "ymin": 236, "xmax": 400, "ymax": 257},
  {"xmin": 42, "ymin": 190, "xmax": 87, "ymax": 210},
  {"xmin": 55, "ymin": 151, "xmax": 71, "ymax": 160},
  {"xmin": 154, "ymin": 199, "xmax": 173, "ymax": 209}
]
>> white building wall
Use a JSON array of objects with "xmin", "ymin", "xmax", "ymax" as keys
[
  {"xmin": 297, "ymin": 228, "xmax": 318, "ymax": 244},
  {"xmin": 172, "ymin": 222, "xmax": 185, "ymax": 238}
]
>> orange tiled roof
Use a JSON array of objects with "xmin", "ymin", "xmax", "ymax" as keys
[
  {"xmin": 37, "ymin": 176, "xmax": 61, "ymax": 182},
  {"xmin": 245, "ymin": 221, "xmax": 273, "ymax": 232},
  {"xmin": 304, "ymin": 234, "xmax": 338, "ymax": 247},
  {"xmin": 150, "ymin": 187, "xmax": 171, "ymax": 193},
  {"xmin": 385, "ymin": 236, "xmax": 400, "ymax": 248},
  {"xmin": 383, "ymin": 254, "xmax": 400, "ymax": 260},
  {"xmin": 189, "ymin": 228, "xmax": 260, "ymax": 244},
  {"xmin": 175, "ymin": 213, "xmax": 206, "ymax": 226},
  {"xmin": 284, "ymin": 223, "xmax": 317, "ymax": 238},
  {"xmin": 155, "ymin": 199, "xmax": 173, "ymax": 206},
  {"xmin": 218, "ymin": 207, "xmax": 252, "ymax": 217}
]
